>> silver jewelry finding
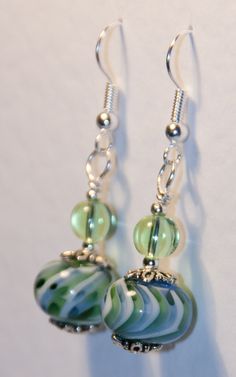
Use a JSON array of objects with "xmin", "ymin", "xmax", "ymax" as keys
[
  {"xmin": 112, "ymin": 334, "xmax": 163, "ymax": 353},
  {"xmin": 60, "ymin": 248, "xmax": 111, "ymax": 269},
  {"xmin": 85, "ymin": 20, "xmax": 122, "ymax": 198},
  {"xmin": 49, "ymin": 318, "xmax": 104, "ymax": 334},
  {"xmin": 156, "ymin": 28, "xmax": 192, "ymax": 207},
  {"xmin": 125, "ymin": 267, "xmax": 176, "ymax": 285}
]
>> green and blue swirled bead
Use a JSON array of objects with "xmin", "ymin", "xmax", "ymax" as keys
[
  {"xmin": 103, "ymin": 277, "xmax": 193, "ymax": 345},
  {"xmin": 103, "ymin": 212, "xmax": 193, "ymax": 347},
  {"xmin": 34, "ymin": 198, "xmax": 117, "ymax": 329},
  {"xmin": 34, "ymin": 259, "xmax": 115, "ymax": 327}
]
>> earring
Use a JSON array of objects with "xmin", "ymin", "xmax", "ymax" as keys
[
  {"xmin": 34, "ymin": 20, "xmax": 122, "ymax": 334},
  {"xmin": 103, "ymin": 29, "xmax": 194, "ymax": 353}
]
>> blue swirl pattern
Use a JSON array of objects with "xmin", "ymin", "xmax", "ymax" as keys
[
  {"xmin": 103, "ymin": 277, "xmax": 193, "ymax": 344},
  {"xmin": 34, "ymin": 259, "xmax": 115, "ymax": 326}
]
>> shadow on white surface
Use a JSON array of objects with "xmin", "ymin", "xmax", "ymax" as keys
[
  {"xmin": 143, "ymin": 35, "xmax": 229, "ymax": 377},
  {"xmin": 104, "ymin": 21, "xmax": 132, "ymax": 275},
  {"xmin": 85, "ymin": 25, "xmax": 228, "ymax": 377},
  {"xmin": 159, "ymin": 34, "xmax": 228, "ymax": 377},
  {"xmin": 85, "ymin": 39, "xmax": 147, "ymax": 374},
  {"xmin": 86, "ymin": 331, "xmax": 147, "ymax": 377},
  {"xmin": 86, "ymin": 23, "xmax": 146, "ymax": 377},
  {"xmin": 159, "ymin": 101, "xmax": 228, "ymax": 377}
]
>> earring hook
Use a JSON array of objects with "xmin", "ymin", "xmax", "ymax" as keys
[
  {"xmin": 95, "ymin": 19, "xmax": 123, "ymax": 85},
  {"xmin": 166, "ymin": 27, "xmax": 193, "ymax": 91}
]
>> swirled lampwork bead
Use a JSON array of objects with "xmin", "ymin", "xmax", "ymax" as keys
[
  {"xmin": 34, "ymin": 258, "xmax": 116, "ymax": 332},
  {"xmin": 103, "ymin": 275, "xmax": 193, "ymax": 348}
]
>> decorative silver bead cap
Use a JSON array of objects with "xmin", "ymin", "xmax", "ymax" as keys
[
  {"xmin": 60, "ymin": 248, "xmax": 111, "ymax": 269},
  {"xmin": 125, "ymin": 267, "xmax": 176, "ymax": 285},
  {"xmin": 50, "ymin": 318, "xmax": 104, "ymax": 334},
  {"xmin": 112, "ymin": 334, "xmax": 163, "ymax": 353}
]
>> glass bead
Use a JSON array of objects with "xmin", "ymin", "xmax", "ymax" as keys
[
  {"xmin": 103, "ymin": 277, "xmax": 193, "ymax": 345},
  {"xmin": 71, "ymin": 199, "xmax": 116, "ymax": 243},
  {"xmin": 34, "ymin": 259, "xmax": 115, "ymax": 327},
  {"xmin": 133, "ymin": 214, "xmax": 179, "ymax": 259}
]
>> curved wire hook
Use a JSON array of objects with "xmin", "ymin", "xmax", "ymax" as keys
[
  {"xmin": 166, "ymin": 27, "xmax": 193, "ymax": 90},
  {"xmin": 95, "ymin": 19, "xmax": 123, "ymax": 84}
]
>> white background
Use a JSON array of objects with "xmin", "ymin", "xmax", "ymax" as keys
[{"xmin": 0, "ymin": 1, "xmax": 235, "ymax": 376}]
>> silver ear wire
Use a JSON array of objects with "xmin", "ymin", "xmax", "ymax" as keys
[
  {"xmin": 95, "ymin": 18, "xmax": 123, "ymax": 85},
  {"xmin": 95, "ymin": 19, "xmax": 122, "ymax": 127},
  {"xmin": 86, "ymin": 20, "xmax": 123, "ymax": 199},
  {"xmin": 155, "ymin": 28, "xmax": 193, "ymax": 208},
  {"xmin": 166, "ymin": 27, "xmax": 193, "ymax": 91},
  {"xmin": 165, "ymin": 28, "xmax": 193, "ymax": 143}
]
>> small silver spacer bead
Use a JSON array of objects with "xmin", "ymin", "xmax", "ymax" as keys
[
  {"xmin": 82, "ymin": 242, "xmax": 94, "ymax": 251},
  {"xmin": 165, "ymin": 122, "xmax": 188, "ymax": 142},
  {"xmin": 96, "ymin": 111, "xmax": 111, "ymax": 129},
  {"xmin": 87, "ymin": 189, "xmax": 98, "ymax": 200},
  {"xmin": 151, "ymin": 203, "xmax": 164, "ymax": 214},
  {"xmin": 143, "ymin": 258, "xmax": 156, "ymax": 267}
]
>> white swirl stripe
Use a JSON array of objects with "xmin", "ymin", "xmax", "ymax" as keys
[
  {"xmin": 103, "ymin": 277, "xmax": 193, "ymax": 345},
  {"xmin": 34, "ymin": 260, "xmax": 115, "ymax": 326}
]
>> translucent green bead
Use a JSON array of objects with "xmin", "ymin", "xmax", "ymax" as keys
[
  {"xmin": 133, "ymin": 214, "xmax": 179, "ymax": 259},
  {"xmin": 71, "ymin": 199, "xmax": 116, "ymax": 243}
]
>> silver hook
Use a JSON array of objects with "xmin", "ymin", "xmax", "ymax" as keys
[
  {"xmin": 95, "ymin": 19, "xmax": 123, "ymax": 84},
  {"xmin": 166, "ymin": 27, "xmax": 193, "ymax": 90}
]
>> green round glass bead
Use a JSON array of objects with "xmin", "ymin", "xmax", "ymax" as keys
[
  {"xmin": 133, "ymin": 214, "xmax": 179, "ymax": 259},
  {"xmin": 71, "ymin": 199, "xmax": 116, "ymax": 243}
]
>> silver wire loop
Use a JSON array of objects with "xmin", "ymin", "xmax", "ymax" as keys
[
  {"xmin": 96, "ymin": 20, "xmax": 121, "ymax": 118},
  {"xmin": 154, "ymin": 28, "xmax": 193, "ymax": 207},
  {"xmin": 157, "ymin": 162, "xmax": 176, "ymax": 205},
  {"xmin": 163, "ymin": 143, "xmax": 182, "ymax": 165},
  {"xmin": 95, "ymin": 129, "xmax": 113, "ymax": 153},
  {"xmin": 85, "ymin": 21, "xmax": 122, "ymax": 198},
  {"xmin": 156, "ymin": 142, "xmax": 182, "ymax": 206},
  {"xmin": 166, "ymin": 28, "xmax": 192, "ymax": 130},
  {"xmin": 95, "ymin": 19, "xmax": 123, "ymax": 85},
  {"xmin": 166, "ymin": 27, "xmax": 193, "ymax": 91},
  {"xmin": 86, "ymin": 149, "xmax": 112, "ymax": 190}
]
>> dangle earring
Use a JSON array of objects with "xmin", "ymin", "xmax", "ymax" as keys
[
  {"xmin": 34, "ymin": 20, "xmax": 122, "ymax": 333},
  {"xmin": 103, "ymin": 29, "xmax": 194, "ymax": 352}
]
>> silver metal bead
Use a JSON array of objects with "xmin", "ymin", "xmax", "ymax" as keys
[
  {"xmin": 151, "ymin": 203, "xmax": 163, "ymax": 214},
  {"xmin": 82, "ymin": 242, "xmax": 94, "ymax": 251},
  {"xmin": 165, "ymin": 122, "xmax": 188, "ymax": 142},
  {"xmin": 143, "ymin": 258, "xmax": 156, "ymax": 267},
  {"xmin": 96, "ymin": 112, "xmax": 111, "ymax": 129},
  {"xmin": 87, "ymin": 189, "xmax": 97, "ymax": 200}
]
